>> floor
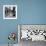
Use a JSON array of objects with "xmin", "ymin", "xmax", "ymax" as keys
[
  {"xmin": 0, "ymin": 41, "xmax": 46, "ymax": 46},
  {"xmin": 19, "ymin": 40, "xmax": 46, "ymax": 46},
  {"xmin": 0, "ymin": 44, "xmax": 18, "ymax": 46}
]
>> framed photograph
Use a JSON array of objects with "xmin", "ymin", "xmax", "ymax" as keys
[
  {"xmin": 3, "ymin": 5, "xmax": 17, "ymax": 19},
  {"xmin": 18, "ymin": 24, "xmax": 46, "ymax": 42}
]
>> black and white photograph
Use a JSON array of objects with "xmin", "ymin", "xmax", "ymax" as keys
[
  {"xmin": 3, "ymin": 5, "xmax": 17, "ymax": 19},
  {"xmin": 18, "ymin": 25, "xmax": 46, "ymax": 46}
]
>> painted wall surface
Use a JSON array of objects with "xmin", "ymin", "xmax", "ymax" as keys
[
  {"xmin": 0, "ymin": 0, "xmax": 22, "ymax": 44},
  {"xmin": 20, "ymin": 0, "xmax": 46, "ymax": 24},
  {"xmin": 0, "ymin": 0, "xmax": 46, "ymax": 44}
]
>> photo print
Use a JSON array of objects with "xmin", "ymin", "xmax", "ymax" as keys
[{"xmin": 3, "ymin": 5, "xmax": 17, "ymax": 19}]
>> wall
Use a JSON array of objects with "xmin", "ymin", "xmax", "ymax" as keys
[
  {"xmin": 0, "ymin": 0, "xmax": 46, "ymax": 44},
  {"xmin": 0, "ymin": 0, "xmax": 22, "ymax": 44},
  {"xmin": 20, "ymin": 0, "xmax": 46, "ymax": 24}
]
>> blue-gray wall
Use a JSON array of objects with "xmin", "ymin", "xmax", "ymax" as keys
[
  {"xmin": 20, "ymin": 0, "xmax": 46, "ymax": 24},
  {"xmin": 0, "ymin": 0, "xmax": 46, "ymax": 44}
]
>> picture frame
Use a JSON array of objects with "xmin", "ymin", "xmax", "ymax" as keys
[
  {"xmin": 3, "ymin": 5, "xmax": 17, "ymax": 19},
  {"xmin": 18, "ymin": 24, "xmax": 46, "ymax": 42}
]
